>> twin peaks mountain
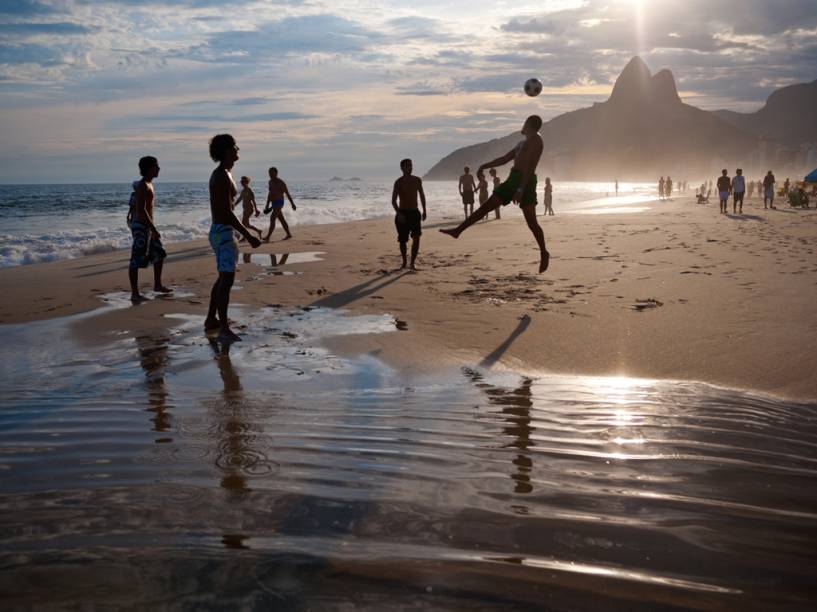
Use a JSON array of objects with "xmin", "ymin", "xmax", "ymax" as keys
[{"xmin": 424, "ymin": 56, "xmax": 815, "ymax": 181}]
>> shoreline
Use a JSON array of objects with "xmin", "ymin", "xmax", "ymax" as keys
[{"xmin": 2, "ymin": 194, "xmax": 816, "ymax": 401}]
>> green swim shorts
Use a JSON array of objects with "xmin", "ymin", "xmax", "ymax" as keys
[{"xmin": 493, "ymin": 168, "xmax": 538, "ymax": 207}]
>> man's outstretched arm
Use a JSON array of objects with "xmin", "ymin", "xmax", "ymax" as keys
[{"xmin": 477, "ymin": 150, "xmax": 515, "ymax": 174}]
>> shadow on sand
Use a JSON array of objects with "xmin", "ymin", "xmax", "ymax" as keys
[
  {"xmin": 310, "ymin": 272, "xmax": 408, "ymax": 309},
  {"xmin": 478, "ymin": 314, "xmax": 531, "ymax": 369}
]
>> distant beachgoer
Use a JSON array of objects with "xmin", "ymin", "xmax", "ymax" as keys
[
  {"xmin": 128, "ymin": 155, "xmax": 170, "ymax": 303},
  {"xmin": 757, "ymin": 179, "xmax": 763, "ymax": 197},
  {"xmin": 204, "ymin": 134, "xmax": 261, "ymax": 341},
  {"xmin": 476, "ymin": 171, "xmax": 489, "ymax": 221},
  {"xmin": 763, "ymin": 171, "xmax": 776, "ymax": 209},
  {"xmin": 615, "ymin": 179, "xmax": 619, "ymax": 196},
  {"xmin": 708, "ymin": 179, "xmax": 713, "ymax": 191},
  {"xmin": 543, "ymin": 177, "xmax": 554, "ymax": 215},
  {"xmin": 440, "ymin": 115, "xmax": 549, "ymax": 273},
  {"xmin": 732, "ymin": 169, "xmax": 745, "ymax": 214},
  {"xmin": 666, "ymin": 176, "xmax": 673, "ymax": 198},
  {"xmin": 659, "ymin": 176, "xmax": 665, "ymax": 200},
  {"xmin": 263, "ymin": 167, "xmax": 296, "ymax": 242},
  {"xmin": 234, "ymin": 176, "xmax": 263, "ymax": 241},
  {"xmin": 489, "ymin": 168, "xmax": 501, "ymax": 219},
  {"xmin": 391, "ymin": 158, "xmax": 427, "ymax": 271},
  {"xmin": 459, "ymin": 167, "xmax": 476, "ymax": 218},
  {"xmin": 747, "ymin": 179, "xmax": 755, "ymax": 199},
  {"xmin": 783, "ymin": 178, "xmax": 790, "ymax": 196},
  {"xmin": 717, "ymin": 169, "xmax": 731, "ymax": 214}
]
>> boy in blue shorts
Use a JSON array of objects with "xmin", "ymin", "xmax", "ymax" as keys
[
  {"xmin": 204, "ymin": 134, "xmax": 261, "ymax": 341},
  {"xmin": 440, "ymin": 115, "xmax": 550, "ymax": 272}
]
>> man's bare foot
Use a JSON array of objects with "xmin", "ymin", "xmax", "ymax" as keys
[
  {"xmin": 263, "ymin": 236, "xmax": 271, "ymax": 243},
  {"xmin": 218, "ymin": 326, "xmax": 242, "ymax": 342},
  {"xmin": 439, "ymin": 228, "xmax": 460, "ymax": 239},
  {"xmin": 131, "ymin": 293, "xmax": 148, "ymax": 304},
  {"xmin": 283, "ymin": 234, "xmax": 292, "ymax": 241},
  {"xmin": 153, "ymin": 285, "xmax": 173, "ymax": 294},
  {"xmin": 409, "ymin": 264, "xmax": 418, "ymax": 272},
  {"xmin": 204, "ymin": 317, "xmax": 221, "ymax": 331},
  {"xmin": 539, "ymin": 250, "xmax": 550, "ymax": 273},
  {"xmin": 400, "ymin": 261, "xmax": 407, "ymax": 269}
]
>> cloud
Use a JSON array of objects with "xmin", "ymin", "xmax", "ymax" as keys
[
  {"xmin": 181, "ymin": 14, "xmax": 381, "ymax": 64},
  {"xmin": 0, "ymin": 22, "xmax": 97, "ymax": 35},
  {"xmin": 0, "ymin": 1, "xmax": 58, "ymax": 16},
  {"xmin": 0, "ymin": 43, "xmax": 68, "ymax": 66}
]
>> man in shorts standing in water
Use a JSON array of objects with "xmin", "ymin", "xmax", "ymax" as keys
[
  {"xmin": 263, "ymin": 167, "xmax": 296, "ymax": 242},
  {"xmin": 128, "ymin": 155, "xmax": 171, "ymax": 303},
  {"xmin": 204, "ymin": 134, "xmax": 261, "ymax": 341},
  {"xmin": 392, "ymin": 158, "xmax": 427, "ymax": 271},
  {"xmin": 440, "ymin": 115, "xmax": 549, "ymax": 273}
]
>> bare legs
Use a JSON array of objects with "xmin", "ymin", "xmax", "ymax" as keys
[
  {"xmin": 263, "ymin": 208, "xmax": 292, "ymax": 242},
  {"xmin": 440, "ymin": 196, "xmax": 549, "ymax": 272},
  {"xmin": 441, "ymin": 194, "xmax": 503, "ymax": 238},
  {"xmin": 399, "ymin": 237, "xmax": 420, "ymax": 271},
  {"xmin": 522, "ymin": 205, "xmax": 549, "ymax": 272},
  {"xmin": 204, "ymin": 271, "xmax": 240, "ymax": 341},
  {"xmin": 241, "ymin": 212, "xmax": 263, "ymax": 240},
  {"xmin": 130, "ymin": 261, "xmax": 171, "ymax": 302}
]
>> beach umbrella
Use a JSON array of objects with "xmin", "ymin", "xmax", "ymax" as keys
[{"xmin": 805, "ymin": 168, "xmax": 817, "ymax": 182}]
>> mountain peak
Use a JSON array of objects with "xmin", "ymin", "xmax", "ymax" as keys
[
  {"xmin": 609, "ymin": 56, "xmax": 652, "ymax": 102},
  {"xmin": 609, "ymin": 56, "xmax": 680, "ymax": 106}
]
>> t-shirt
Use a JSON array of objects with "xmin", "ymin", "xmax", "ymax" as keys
[
  {"xmin": 763, "ymin": 174, "xmax": 775, "ymax": 188},
  {"xmin": 731, "ymin": 175, "xmax": 745, "ymax": 193},
  {"xmin": 717, "ymin": 176, "xmax": 731, "ymax": 192}
]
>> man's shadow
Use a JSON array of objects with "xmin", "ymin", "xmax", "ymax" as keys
[
  {"xmin": 310, "ymin": 272, "xmax": 408, "ymax": 308},
  {"xmin": 479, "ymin": 315, "xmax": 532, "ymax": 369}
]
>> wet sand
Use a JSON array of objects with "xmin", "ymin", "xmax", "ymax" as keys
[{"xmin": 1, "ymin": 193, "xmax": 815, "ymax": 400}]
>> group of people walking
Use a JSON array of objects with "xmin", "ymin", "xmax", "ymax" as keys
[
  {"xmin": 128, "ymin": 115, "xmax": 552, "ymax": 341},
  {"xmin": 710, "ymin": 169, "xmax": 779, "ymax": 213}
]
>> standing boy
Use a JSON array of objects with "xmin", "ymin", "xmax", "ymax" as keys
[
  {"xmin": 763, "ymin": 171, "xmax": 776, "ymax": 209},
  {"xmin": 128, "ymin": 156, "xmax": 171, "ymax": 303},
  {"xmin": 392, "ymin": 159, "xmax": 427, "ymax": 271},
  {"xmin": 204, "ymin": 134, "xmax": 261, "ymax": 341}
]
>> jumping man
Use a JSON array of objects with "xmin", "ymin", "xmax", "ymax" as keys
[{"xmin": 440, "ymin": 115, "xmax": 549, "ymax": 273}]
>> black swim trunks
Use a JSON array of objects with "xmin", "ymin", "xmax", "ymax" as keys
[
  {"xmin": 461, "ymin": 190, "xmax": 474, "ymax": 205},
  {"xmin": 733, "ymin": 191, "xmax": 744, "ymax": 204},
  {"xmin": 395, "ymin": 209, "xmax": 422, "ymax": 243}
]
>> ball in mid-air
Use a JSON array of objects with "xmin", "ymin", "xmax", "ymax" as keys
[{"xmin": 524, "ymin": 78, "xmax": 543, "ymax": 97}]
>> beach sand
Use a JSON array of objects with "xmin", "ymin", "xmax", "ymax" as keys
[{"xmin": 2, "ymin": 194, "xmax": 816, "ymax": 400}]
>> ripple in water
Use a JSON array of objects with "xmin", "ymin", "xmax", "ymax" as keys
[{"xmin": 0, "ymin": 308, "xmax": 816, "ymax": 610}]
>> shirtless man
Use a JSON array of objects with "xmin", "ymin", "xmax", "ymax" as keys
[
  {"xmin": 440, "ymin": 115, "xmax": 550, "ymax": 273},
  {"xmin": 204, "ymin": 134, "xmax": 261, "ymax": 341},
  {"xmin": 234, "ymin": 176, "xmax": 263, "ymax": 240},
  {"xmin": 128, "ymin": 155, "xmax": 171, "ymax": 303},
  {"xmin": 263, "ymin": 167, "xmax": 296, "ymax": 242},
  {"xmin": 391, "ymin": 158, "xmax": 427, "ymax": 271},
  {"xmin": 459, "ymin": 166, "xmax": 476, "ymax": 219},
  {"xmin": 489, "ymin": 168, "xmax": 501, "ymax": 219}
]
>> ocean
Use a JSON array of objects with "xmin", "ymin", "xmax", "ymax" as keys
[{"xmin": 0, "ymin": 180, "xmax": 657, "ymax": 268}]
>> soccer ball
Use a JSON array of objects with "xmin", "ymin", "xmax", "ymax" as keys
[{"xmin": 524, "ymin": 78, "xmax": 543, "ymax": 97}]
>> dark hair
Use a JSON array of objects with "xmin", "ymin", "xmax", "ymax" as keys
[
  {"xmin": 525, "ymin": 115, "xmax": 543, "ymax": 131},
  {"xmin": 268, "ymin": 166, "xmax": 277, "ymax": 175},
  {"xmin": 464, "ymin": 166, "xmax": 470, "ymax": 172},
  {"xmin": 722, "ymin": 169, "xmax": 728, "ymax": 174},
  {"xmin": 240, "ymin": 176, "xmax": 250, "ymax": 183},
  {"xmin": 400, "ymin": 158, "xmax": 411, "ymax": 170},
  {"xmin": 209, "ymin": 134, "xmax": 236, "ymax": 162},
  {"xmin": 138, "ymin": 156, "xmax": 158, "ymax": 176}
]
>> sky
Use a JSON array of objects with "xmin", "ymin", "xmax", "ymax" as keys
[{"xmin": 0, "ymin": 0, "xmax": 815, "ymax": 183}]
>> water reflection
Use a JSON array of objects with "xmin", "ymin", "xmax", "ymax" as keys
[
  {"xmin": 135, "ymin": 334, "xmax": 172, "ymax": 438},
  {"xmin": 243, "ymin": 252, "xmax": 290, "ymax": 266},
  {"xmin": 208, "ymin": 338, "xmax": 249, "ymax": 495}
]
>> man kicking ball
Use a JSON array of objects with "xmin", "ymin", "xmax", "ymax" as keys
[{"xmin": 440, "ymin": 115, "xmax": 549, "ymax": 272}]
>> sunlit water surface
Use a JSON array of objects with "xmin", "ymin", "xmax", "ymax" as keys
[{"xmin": 1, "ymin": 306, "xmax": 815, "ymax": 610}]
